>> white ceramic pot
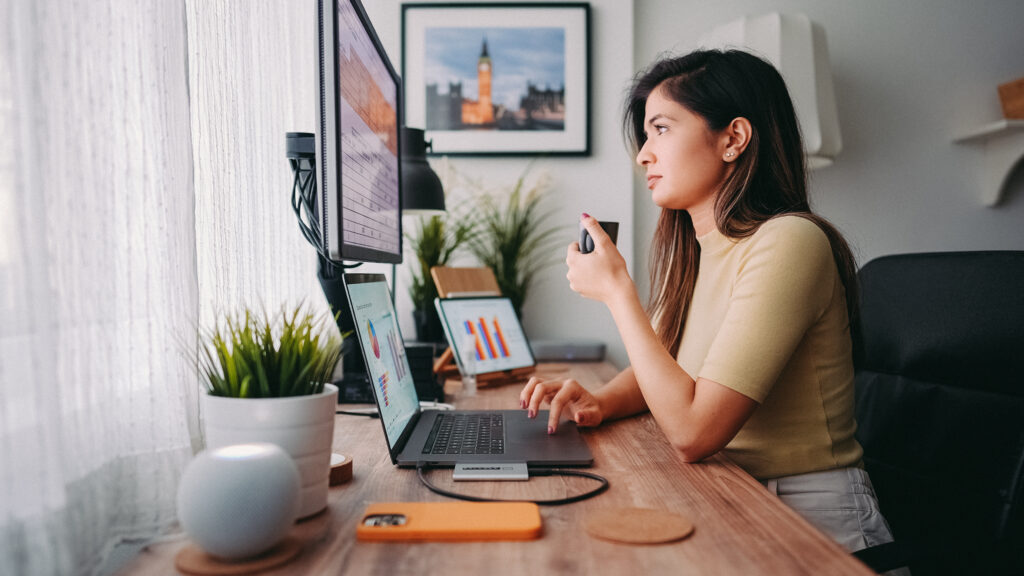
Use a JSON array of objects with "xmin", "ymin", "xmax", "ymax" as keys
[{"xmin": 203, "ymin": 384, "xmax": 338, "ymax": 519}]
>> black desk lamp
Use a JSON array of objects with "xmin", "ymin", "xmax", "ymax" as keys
[
  {"xmin": 400, "ymin": 127, "xmax": 446, "ymax": 215},
  {"xmin": 399, "ymin": 127, "xmax": 447, "ymax": 341}
]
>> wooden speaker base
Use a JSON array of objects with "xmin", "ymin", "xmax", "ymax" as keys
[{"xmin": 174, "ymin": 537, "xmax": 302, "ymax": 575}]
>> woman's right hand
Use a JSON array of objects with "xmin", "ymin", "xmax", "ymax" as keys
[{"xmin": 519, "ymin": 376, "xmax": 603, "ymax": 434}]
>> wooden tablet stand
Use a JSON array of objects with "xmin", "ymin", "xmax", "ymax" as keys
[
  {"xmin": 432, "ymin": 346, "xmax": 535, "ymax": 387},
  {"xmin": 430, "ymin": 267, "xmax": 535, "ymax": 387}
]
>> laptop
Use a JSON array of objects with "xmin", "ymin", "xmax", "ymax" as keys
[
  {"xmin": 343, "ymin": 273, "xmax": 593, "ymax": 468},
  {"xmin": 434, "ymin": 296, "xmax": 536, "ymax": 382}
]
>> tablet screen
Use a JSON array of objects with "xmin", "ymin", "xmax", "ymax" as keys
[{"xmin": 435, "ymin": 297, "xmax": 535, "ymax": 375}]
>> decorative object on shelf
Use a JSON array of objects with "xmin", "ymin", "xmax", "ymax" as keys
[
  {"xmin": 952, "ymin": 120, "xmax": 1024, "ymax": 207},
  {"xmin": 404, "ymin": 151, "xmax": 477, "ymax": 343},
  {"xmin": 177, "ymin": 443, "xmax": 301, "ymax": 561},
  {"xmin": 193, "ymin": 304, "xmax": 342, "ymax": 518},
  {"xmin": 465, "ymin": 168, "xmax": 563, "ymax": 319},
  {"xmin": 699, "ymin": 13, "xmax": 842, "ymax": 169},
  {"xmin": 402, "ymin": 2, "xmax": 591, "ymax": 156},
  {"xmin": 998, "ymin": 76, "xmax": 1024, "ymax": 119}
]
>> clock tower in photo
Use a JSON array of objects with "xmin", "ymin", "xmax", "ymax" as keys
[
  {"xmin": 461, "ymin": 37, "xmax": 495, "ymax": 125},
  {"xmin": 477, "ymin": 38, "xmax": 493, "ymax": 123}
]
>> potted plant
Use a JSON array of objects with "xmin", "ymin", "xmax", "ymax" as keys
[
  {"xmin": 405, "ymin": 212, "xmax": 476, "ymax": 342},
  {"xmin": 466, "ymin": 168, "xmax": 563, "ymax": 318},
  {"xmin": 195, "ymin": 304, "xmax": 342, "ymax": 519}
]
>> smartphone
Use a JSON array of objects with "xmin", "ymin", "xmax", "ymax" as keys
[{"xmin": 356, "ymin": 502, "xmax": 542, "ymax": 541}]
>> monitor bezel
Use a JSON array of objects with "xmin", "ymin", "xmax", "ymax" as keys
[{"xmin": 319, "ymin": 0, "xmax": 404, "ymax": 265}]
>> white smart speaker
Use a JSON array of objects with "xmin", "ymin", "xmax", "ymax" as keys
[{"xmin": 177, "ymin": 443, "xmax": 301, "ymax": 560}]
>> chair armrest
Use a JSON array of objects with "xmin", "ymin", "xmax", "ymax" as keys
[{"xmin": 852, "ymin": 541, "xmax": 913, "ymax": 574}]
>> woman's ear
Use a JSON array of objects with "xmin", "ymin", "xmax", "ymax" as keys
[{"xmin": 722, "ymin": 117, "xmax": 752, "ymax": 162}]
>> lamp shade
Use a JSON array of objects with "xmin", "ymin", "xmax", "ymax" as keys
[
  {"xmin": 401, "ymin": 127, "xmax": 446, "ymax": 216},
  {"xmin": 699, "ymin": 13, "xmax": 842, "ymax": 169}
]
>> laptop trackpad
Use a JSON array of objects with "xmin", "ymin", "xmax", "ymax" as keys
[{"xmin": 506, "ymin": 410, "xmax": 592, "ymax": 463}]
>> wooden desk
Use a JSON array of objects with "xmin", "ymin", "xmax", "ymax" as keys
[{"xmin": 120, "ymin": 362, "xmax": 873, "ymax": 575}]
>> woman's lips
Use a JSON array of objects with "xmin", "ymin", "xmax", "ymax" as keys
[{"xmin": 647, "ymin": 175, "xmax": 661, "ymax": 189}]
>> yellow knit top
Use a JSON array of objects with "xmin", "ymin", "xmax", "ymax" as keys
[{"xmin": 675, "ymin": 215, "xmax": 863, "ymax": 480}]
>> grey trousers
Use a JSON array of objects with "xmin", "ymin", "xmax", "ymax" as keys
[{"xmin": 761, "ymin": 467, "xmax": 911, "ymax": 576}]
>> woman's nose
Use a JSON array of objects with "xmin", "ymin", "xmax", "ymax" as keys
[{"xmin": 636, "ymin": 141, "xmax": 653, "ymax": 166}]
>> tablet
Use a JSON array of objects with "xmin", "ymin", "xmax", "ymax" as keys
[{"xmin": 434, "ymin": 297, "xmax": 536, "ymax": 377}]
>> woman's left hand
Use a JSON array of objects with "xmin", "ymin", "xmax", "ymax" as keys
[{"xmin": 567, "ymin": 214, "xmax": 633, "ymax": 304}]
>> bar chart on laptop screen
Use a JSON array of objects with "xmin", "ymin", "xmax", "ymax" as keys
[{"xmin": 444, "ymin": 300, "xmax": 532, "ymax": 373}]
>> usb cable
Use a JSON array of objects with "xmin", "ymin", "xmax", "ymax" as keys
[{"xmin": 416, "ymin": 463, "xmax": 609, "ymax": 506}]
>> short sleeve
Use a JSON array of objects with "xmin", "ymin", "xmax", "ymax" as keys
[{"xmin": 698, "ymin": 217, "xmax": 836, "ymax": 402}]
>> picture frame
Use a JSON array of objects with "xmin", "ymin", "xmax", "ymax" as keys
[{"xmin": 401, "ymin": 2, "xmax": 590, "ymax": 156}]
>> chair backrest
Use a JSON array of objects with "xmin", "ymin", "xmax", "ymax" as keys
[
  {"xmin": 430, "ymin": 266, "xmax": 501, "ymax": 298},
  {"xmin": 853, "ymin": 251, "xmax": 1024, "ymax": 575}
]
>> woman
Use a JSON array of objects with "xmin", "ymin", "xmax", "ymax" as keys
[{"xmin": 520, "ymin": 49, "xmax": 900, "ymax": 558}]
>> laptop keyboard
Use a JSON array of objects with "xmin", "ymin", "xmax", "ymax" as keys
[{"xmin": 422, "ymin": 413, "xmax": 506, "ymax": 455}]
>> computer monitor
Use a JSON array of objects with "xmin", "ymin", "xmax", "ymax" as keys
[
  {"xmin": 316, "ymin": 0, "xmax": 404, "ymax": 401},
  {"xmin": 317, "ymin": 0, "xmax": 402, "ymax": 264}
]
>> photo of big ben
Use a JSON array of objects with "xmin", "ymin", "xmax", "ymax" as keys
[{"xmin": 423, "ymin": 28, "xmax": 566, "ymax": 132}]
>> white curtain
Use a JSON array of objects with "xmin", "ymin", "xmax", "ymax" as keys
[
  {"xmin": 185, "ymin": 0, "xmax": 327, "ymax": 327},
  {"xmin": 0, "ymin": 1, "xmax": 329, "ymax": 574}
]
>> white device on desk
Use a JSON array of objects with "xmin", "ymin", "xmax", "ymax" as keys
[{"xmin": 342, "ymin": 273, "xmax": 593, "ymax": 469}]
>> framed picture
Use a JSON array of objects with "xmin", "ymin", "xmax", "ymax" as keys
[{"xmin": 402, "ymin": 2, "xmax": 590, "ymax": 156}]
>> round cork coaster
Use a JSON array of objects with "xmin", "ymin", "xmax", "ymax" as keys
[
  {"xmin": 174, "ymin": 537, "xmax": 302, "ymax": 575},
  {"xmin": 584, "ymin": 508, "xmax": 695, "ymax": 545},
  {"xmin": 329, "ymin": 453, "xmax": 353, "ymax": 486}
]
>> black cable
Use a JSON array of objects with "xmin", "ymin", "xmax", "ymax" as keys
[
  {"xmin": 336, "ymin": 409, "xmax": 379, "ymax": 418},
  {"xmin": 287, "ymin": 149, "xmax": 362, "ymax": 277},
  {"xmin": 416, "ymin": 464, "xmax": 609, "ymax": 506}
]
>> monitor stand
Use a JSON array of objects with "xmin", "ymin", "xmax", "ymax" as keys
[{"xmin": 318, "ymin": 264, "xmax": 375, "ymax": 404}]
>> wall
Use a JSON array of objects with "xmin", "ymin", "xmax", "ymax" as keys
[
  {"xmin": 365, "ymin": 0, "xmax": 636, "ymax": 368},
  {"xmin": 633, "ymin": 0, "xmax": 1024, "ymax": 304}
]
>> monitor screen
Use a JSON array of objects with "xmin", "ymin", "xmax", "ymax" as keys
[
  {"xmin": 344, "ymin": 275, "xmax": 419, "ymax": 450},
  {"xmin": 317, "ymin": 0, "xmax": 402, "ymax": 264}
]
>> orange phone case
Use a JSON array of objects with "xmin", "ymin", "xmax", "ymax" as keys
[{"xmin": 356, "ymin": 502, "xmax": 542, "ymax": 541}]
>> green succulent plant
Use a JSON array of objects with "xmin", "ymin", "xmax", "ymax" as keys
[{"xmin": 196, "ymin": 304, "xmax": 342, "ymax": 398}]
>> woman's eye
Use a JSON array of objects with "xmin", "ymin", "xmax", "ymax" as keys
[{"xmin": 655, "ymin": 125, "xmax": 668, "ymax": 134}]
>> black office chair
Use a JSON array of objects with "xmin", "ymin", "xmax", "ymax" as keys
[{"xmin": 851, "ymin": 251, "xmax": 1024, "ymax": 575}]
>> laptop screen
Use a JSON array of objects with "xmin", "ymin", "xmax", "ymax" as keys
[
  {"xmin": 345, "ymin": 276, "xmax": 419, "ymax": 450},
  {"xmin": 436, "ymin": 297, "xmax": 535, "ymax": 375}
]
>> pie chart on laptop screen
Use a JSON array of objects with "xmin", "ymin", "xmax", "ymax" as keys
[{"xmin": 367, "ymin": 319, "xmax": 381, "ymax": 358}]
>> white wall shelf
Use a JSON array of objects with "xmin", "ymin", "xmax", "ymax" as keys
[{"xmin": 953, "ymin": 119, "xmax": 1024, "ymax": 206}]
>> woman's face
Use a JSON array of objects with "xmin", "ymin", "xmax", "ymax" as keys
[{"xmin": 636, "ymin": 84, "xmax": 728, "ymax": 214}]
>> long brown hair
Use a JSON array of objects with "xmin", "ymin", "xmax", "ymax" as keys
[{"xmin": 624, "ymin": 50, "xmax": 858, "ymax": 357}]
